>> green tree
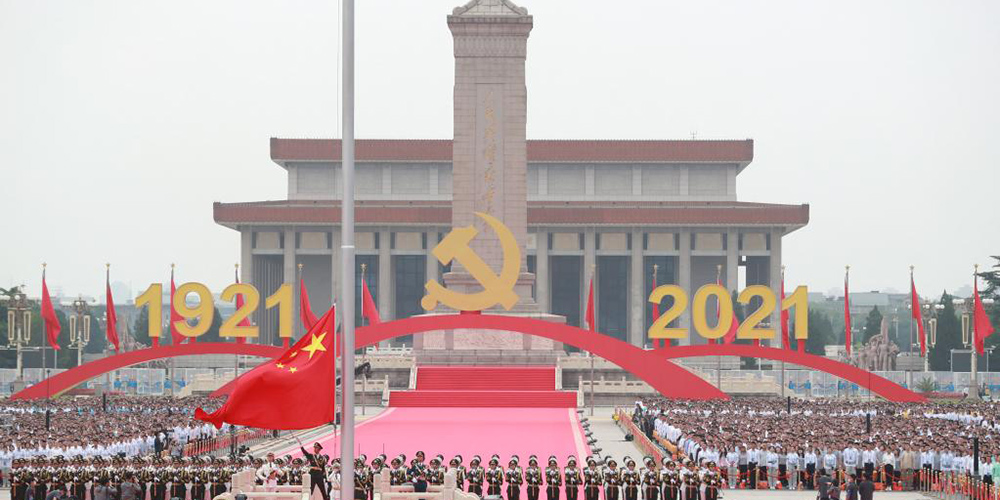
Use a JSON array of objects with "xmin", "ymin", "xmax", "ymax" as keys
[
  {"xmin": 197, "ymin": 307, "xmax": 225, "ymax": 343},
  {"xmin": 805, "ymin": 309, "xmax": 835, "ymax": 356},
  {"xmin": 977, "ymin": 257, "xmax": 1000, "ymax": 370},
  {"xmin": 862, "ymin": 306, "xmax": 884, "ymax": 343},
  {"xmin": 132, "ymin": 306, "xmax": 152, "ymax": 345},
  {"xmin": 929, "ymin": 292, "xmax": 962, "ymax": 371}
]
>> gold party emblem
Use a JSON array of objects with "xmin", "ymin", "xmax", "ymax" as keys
[{"xmin": 421, "ymin": 212, "xmax": 520, "ymax": 312}]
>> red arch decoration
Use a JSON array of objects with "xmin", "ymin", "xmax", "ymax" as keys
[
  {"xmin": 14, "ymin": 314, "xmax": 925, "ymax": 403},
  {"xmin": 11, "ymin": 343, "xmax": 284, "ymax": 400}
]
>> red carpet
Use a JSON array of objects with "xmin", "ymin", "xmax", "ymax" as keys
[
  {"xmin": 281, "ymin": 407, "xmax": 590, "ymax": 466},
  {"xmin": 390, "ymin": 366, "xmax": 577, "ymax": 407}
]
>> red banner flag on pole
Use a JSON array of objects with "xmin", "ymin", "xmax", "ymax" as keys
[
  {"xmin": 234, "ymin": 266, "xmax": 248, "ymax": 345},
  {"xmin": 195, "ymin": 305, "xmax": 338, "ymax": 429},
  {"xmin": 974, "ymin": 269, "xmax": 995, "ymax": 356},
  {"xmin": 169, "ymin": 267, "xmax": 185, "ymax": 345},
  {"xmin": 299, "ymin": 276, "xmax": 318, "ymax": 332},
  {"xmin": 844, "ymin": 266, "xmax": 852, "ymax": 357},
  {"xmin": 585, "ymin": 272, "xmax": 596, "ymax": 332},
  {"xmin": 105, "ymin": 265, "xmax": 120, "ymax": 353},
  {"xmin": 781, "ymin": 274, "xmax": 790, "ymax": 350},
  {"xmin": 362, "ymin": 275, "xmax": 381, "ymax": 325},
  {"xmin": 910, "ymin": 268, "xmax": 926, "ymax": 357},
  {"xmin": 41, "ymin": 267, "xmax": 61, "ymax": 351}
]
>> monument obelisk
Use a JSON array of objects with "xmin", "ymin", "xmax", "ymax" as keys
[{"xmin": 422, "ymin": 0, "xmax": 563, "ymax": 352}]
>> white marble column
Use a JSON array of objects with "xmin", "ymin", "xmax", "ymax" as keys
[
  {"xmin": 535, "ymin": 231, "xmax": 549, "ymax": 312},
  {"xmin": 726, "ymin": 230, "xmax": 739, "ymax": 300},
  {"xmin": 282, "ymin": 228, "xmax": 296, "ymax": 342},
  {"xmin": 678, "ymin": 231, "xmax": 692, "ymax": 346},
  {"xmin": 331, "ymin": 228, "xmax": 342, "ymax": 311},
  {"xmin": 378, "ymin": 230, "xmax": 392, "ymax": 320},
  {"xmin": 769, "ymin": 228, "xmax": 783, "ymax": 348},
  {"xmin": 630, "ymin": 230, "xmax": 644, "ymax": 347},
  {"xmin": 240, "ymin": 230, "xmax": 254, "ymax": 338},
  {"xmin": 425, "ymin": 231, "xmax": 440, "ymax": 286}
]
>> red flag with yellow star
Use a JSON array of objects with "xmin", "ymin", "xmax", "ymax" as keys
[{"xmin": 195, "ymin": 305, "xmax": 337, "ymax": 430}]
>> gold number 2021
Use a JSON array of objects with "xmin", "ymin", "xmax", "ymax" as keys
[{"xmin": 648, "ymin": 284, "xmax": 808, "ymax": 341}]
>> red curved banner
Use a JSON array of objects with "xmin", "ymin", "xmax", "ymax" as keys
[
  {"xmin": 11, "ymin": 343, "xmax": 283, "ymax": 400},
  {"xmin": 14, "ymin": 314, "xmax": 924, "ymax": 403}
]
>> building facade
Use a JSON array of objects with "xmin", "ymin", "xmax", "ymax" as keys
[{"xmin": 213, "ymin": 0, "xmax": 809, "ymax": 349}]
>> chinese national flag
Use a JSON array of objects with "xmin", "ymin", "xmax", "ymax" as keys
[
  {"xmin": 974, "ymin": 279, "xmax": 995, "ymax": 356},
  {"xmin": 41, "ymin": 269, "xmax": 61, "ymax": 351},
  {"xmin": 911, "ymin": 277, "xmax": 926, "ymax": 357},
  {"xmin": 195, "ymin": 305, "xmax": 337, "ymax": 430},
  {"xmin": 299, "ymin": 277, "xmax": 318, "ymax": 331},
  {"xmin": 169, "ymin": 269, "xmax": 185, "ymax": 345},
  {"xmin": 362, "ymin": 276, "xmax": 381, "ymax": 325},
  {"xmin": 105, "ymin": 269, "xmax": 120, "ymax": 353},
  {"xmin": 585, "ymin": 275, "xmax": 596, "ymax": 332}
]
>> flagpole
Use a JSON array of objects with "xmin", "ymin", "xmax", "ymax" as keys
[
  {"xmin": 715, "ymin": 265, "xmax": 722, "ymax": 390},
  {"xmin": 781, "ymin": 265, "xmax": 786, "ymax": 398},
  {"xmin": 971, "ymin": 264, "xmax": 980, "ymax": 400},
  {"xmin": 360, "ymin": 263, "xmax": 367, "ymax": 416},
  {"xmin": 340, "ymin": 0, "xmax": 357, "ymax": 498}
]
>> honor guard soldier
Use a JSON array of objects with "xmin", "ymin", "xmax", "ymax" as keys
[
  {"xmin": 564, "ymin": 456, "xmax": 581, "ymax": 500},
  {"xmin": 190, "ymin": 458, "xmax": 208, "ymax": 500},
  {"xmin": 300, "ymin": 440, "xmax": 330, "ymax": 500},
  {"xmin": 506, "ymin": 456, "xmax": 524, "ymax": 500},
  {"xmin": 169, "ymin": 458, "xmax": 188, "ymax": 500},
  {"xmin": 641, "ymin": 457, "xmax": 659, "ymax": 500},
  {"xmin": 681, "ymin": 461, "xmax": 699, "ymax": 500},
  {"xmin": 450, "ymin": 456, "xmax": 467, "ymax": 491},
  {"xmin": 545, "ymin": 456, "xmax": 562, "ymax": 500},
  {"xmin": 149, "ymin": 459, "xmax": 167, "ymax": 500},
  {"xmin": 486, "ymin": 456, "xmax": 505, "ymax": 497},
  {"xmin": 660, "ymin": 459, "xmax": 679, "ymax": 500},
  {"xmin": 703, "ymin": 463, "xmax": 720, "ymax": 500},
  {"xmin": 354, "ymin": 455, "xmax": 371, "ymax": 500},
  {"xmin": 583, "ymin": 457, "xmax": 602, "ymax": 500},
  {"xmin": 604, "ymin": 459, "xmax": 621, "ymax": 500},
  {"xmin": 390, "ymin": 456, "xmax": 407, "ymax": 486},
  {"xmin": 412, "ymin": 451, "xmax": 427, "ymax": 478},
  {"xmin": 622, "ymin": 458, "xmax": 640, "ymax": 500},
  {"xmin": 70, "ymin": 456, "xmax": 88, "ymax": 500},
  {"xmin": 209, "ymin": 457, "xmax": 229, "ymax": 500},
  {"xmin": 467, "ymin": 456, "xmax": 485, "ymax": 496},
  {"xmin": 11, "ymin": 459, "xmax": 27, "ymax": 500},
  {"xmin": 33, "ymin": 457, "xmax": 51, "ymax": 500},
  {"xmin": 428, "ymin": 456, "xmax": 445, "ymax": 486},
  {"xmin": 525, "ymin": 456, "xmax": 542, "ymax": 500}
]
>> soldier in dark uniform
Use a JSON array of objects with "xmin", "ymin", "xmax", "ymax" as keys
[
  {"xmin": 563, "ymin": 457, "xmax": 580, "ymax": 500},
  {"xmin": 467, "ymin": 456, "xmax": 485, "ymax": 496},
  {"xmin": 703, "ymin": 463, "xmax": 720, "ymax": 500},
  {"xmin": 170, "ymin": 458, "xmax": 188, "ymax": 500},
  {"xmin": 299, "ymin": 441, "xmax": 330, "ymax": 500},
  {"xmin": 506, "ymin": 456, "xmax": 523, "ymax": 500},
  {"xmin": 149, "ymin": 458, "xmax": 167, "ymax": 500},
  {"xmin": 641, "ymin": 457, "xmax": 659, "ymax": 500},
  {"xmin": 604, "ymin": 459, "xmax": 621, "ymax": 500},
  {"xmin": 525, "ymin": 456, "xmax": 542, "ymax": 500},
  {"xmin": 208, "ymin": 457, "xmax": 229, "ymax": 499},
  {"xmin": 544, "ymin": 456, "xmax": 562, "ymax": 500},
  {"xmin": 190, "ymin": 457, "xmax": 208, "ymax": 500},
  {"xmin": 622, "ymin": 458, "xmax": 640, "ymax": 500},
  {"xmin": 390, "ymin": 456, "xmax": 407, "ymax": 486},
  {"xmin": 682, "ymin": 461, "xmax": 699, "ymax": 500},
  {"xmin": 449, "ymin": 456, "xmax": 466, "ymax": 491},
  {"xmin": 69, "ymin": 457, "xmax": 88, "ymax": 500},
  {"xmin": 355, "ymin": 455, "xmax": 371, "ymax": 500},
  {"xmin": 11, "ymin": 459, "xmax": 28, "ymax": 500},
  {"xmin": 412, "ymin": 451, "xmax": 427, "ymax": 479},
  {"xmin": 427, "ymin": 456, "xmax": 445, "ymax": 487},
  {"xmin": 659, "ymin": 459, "xmax": 677, "ymax": 500},
  {"xmin": 33, "ymin": 457, "xmax": 50, "ymax": 500},
  {"xmin": 583, "ymin": 458, "xmax": 602, "ymax": 500},
  {"xmin": 486, "ymin": 456, "xmax": 504, "ymax": 497}
]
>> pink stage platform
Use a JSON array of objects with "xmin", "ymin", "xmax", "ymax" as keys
[{"xmin": 281, "ymin": 407, "xmax": 589, "ymax": 463}]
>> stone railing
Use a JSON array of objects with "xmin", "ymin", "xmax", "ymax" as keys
[
  {"xmin": 375, "ymin": 470, "xmax": 478, "ymax": 500},
  {"xmin": 558, "ymin": 355, "xmax": 621, "ymax": 370},
  {"xmin": 230, "ymin": 469, "xmax": 310, "ymax": 500},
  {"xmin": 578, "ymin": 378, "xmax": 656, "ymax": 394}
]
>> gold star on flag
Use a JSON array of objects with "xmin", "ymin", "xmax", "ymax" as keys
[
  {"xmin": 276, "ymin": 363, "xmax": 284, "ymax": 369},
  {"xmin": 289, "ymin": 351, "xmax": 298, "ymax": 358},
  {"xmin": 289, "ymin": 367, "xmax": 298, "ymax": 373},
  {"xmin": 302, "ymin": 332, "xmax": 328, "ymax": 360}
]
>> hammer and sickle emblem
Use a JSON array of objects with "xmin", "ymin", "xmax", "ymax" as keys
[{"xmin": 421, "ymin": 212, "xmax": 521, "ymax": 312}]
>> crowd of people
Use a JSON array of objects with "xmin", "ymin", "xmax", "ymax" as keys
[
  {"xmin": 632, "ymin": 397, "xmax": 1000, "ymax": 491},
  {"xmin": 0, "ymin": 396, "xmax": 231, "ymax": 466}
]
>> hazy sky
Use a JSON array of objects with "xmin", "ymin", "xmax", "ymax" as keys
[{"xmin": 2, "ymin": 0, "xmax": 998, "ymax": 302}]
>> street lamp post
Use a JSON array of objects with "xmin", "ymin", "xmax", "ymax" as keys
[
  {"xmin": 69, "ymin": 297, "xmax": 91, "ymax": 368},
  {"xmin": 3, "ymin": 287, "xmax": 32, "ymax": 385}
]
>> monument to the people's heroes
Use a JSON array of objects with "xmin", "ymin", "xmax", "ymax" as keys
[{"xmin": 420, "ymin": 0, "xmax": 565, "ymax": 353}]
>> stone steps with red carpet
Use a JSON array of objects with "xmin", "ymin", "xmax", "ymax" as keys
[{"xmin": 390, "ymin": 366, "xmax": 576, "ymax": 407}]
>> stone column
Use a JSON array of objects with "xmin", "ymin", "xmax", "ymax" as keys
[
  {"xmin": 630, "ymin": 230, "xmax": 644, "ymax": 347},
  {"xmin": 726, "ymin": 230, "xmax": 739, "ymax": 302},
  {"xmin": 240, "ymin": 229, "xmax": 254, "ymax": 335},
  {"xmin": 678, "ymin": 231, "xmax": 692, "ymax": 346},
  {"xmin": 379, "ymin": 230, "xmax": 393, "ymax": 348},
  {"xmin": 331, "ymin": 228, "xmax": 342, "ymax": 312},
  {"xmin": 769, "ymin": 228, "xmax": 783, "ymax": 348},
  {"xmin": 536, "ymin": 231, "xmax": 549, "ymax": 312},
  {"xmin": 446, "ymin": 1, "xmax": 535, "ymax": 301}
]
